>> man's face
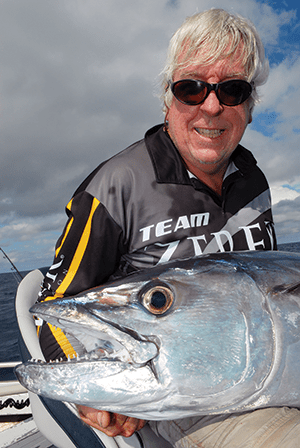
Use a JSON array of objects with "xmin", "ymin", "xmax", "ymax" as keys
[{"xmin": 165, "ymin": 49, "xmax": 253, "ymax": 180}]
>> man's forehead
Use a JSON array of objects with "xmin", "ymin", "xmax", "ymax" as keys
[
  {"xmin": 174, "ymin": 42, "xmax": 247, "ymax": 79},
  {"xmin": 174, "ymin": 56, "xmax": 247, "ymax": 81}
]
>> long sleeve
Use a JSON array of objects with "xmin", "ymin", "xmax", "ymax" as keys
[{"xmin": 38, "ymin": 190, "xmax": 126, "ymax": 361}]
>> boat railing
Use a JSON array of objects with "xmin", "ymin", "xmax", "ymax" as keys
[
  {"xmin": 0, "ymin": 361, "xmax": 31, "ymax": 416},
  {"xmin": 0, "ymin": 361, "xmax": 28, "ymax": 396}
]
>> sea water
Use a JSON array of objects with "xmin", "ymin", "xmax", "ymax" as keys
[{"xmin": 0, "ymin": 271, "xmax": 28, "ymax": 362}]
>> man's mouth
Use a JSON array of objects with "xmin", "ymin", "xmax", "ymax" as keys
[{"xmin": 195, "ymin": 128, "xmax": 224, "ymax": 138}]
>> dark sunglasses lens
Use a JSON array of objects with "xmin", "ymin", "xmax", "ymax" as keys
[
  {"xmin": 218, "ymin": 80, "xmax": 252, "ymax": 106},
  {"xmin": 172, "ymin": 80, "xmax": 207, "ymax": 105}
]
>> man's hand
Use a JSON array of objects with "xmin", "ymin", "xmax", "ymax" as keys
[{"xmin": 77, "ymin": 405, "xmax": 146, "ymax": 438}]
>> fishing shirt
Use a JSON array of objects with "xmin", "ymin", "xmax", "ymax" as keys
[{"xmin": 38, "ymin": 124, "xmax": 277, "ymax": 361}]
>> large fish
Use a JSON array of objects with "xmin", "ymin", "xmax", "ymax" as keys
[{"xmin": 15, "ymin": 251, "xmax": 300, "ymax": 420}]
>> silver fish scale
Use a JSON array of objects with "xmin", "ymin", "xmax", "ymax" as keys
[{"xmin": 15, "ymin": 251, "xmax": 300, "ymax": 420}]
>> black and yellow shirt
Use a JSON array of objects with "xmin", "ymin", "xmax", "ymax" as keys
[{"xmin": 38, "ymin": 124, "xmax": 277, "ymax": 361}]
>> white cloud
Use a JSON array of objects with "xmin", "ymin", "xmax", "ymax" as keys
[
  {"xmin": 241, "ymin": 47, "xmax": 300, "ymax": 187},
  {"xmin": 0, "ymin": 0, "xmax": 299, "ymax": 269},
  {"xmin": 272, "ymin": 196, "xmax": 300, "ymax": 243},
  {"xmin": 0, "ymin": 212, "xmax": 66, "ymax": 272},
  {"xmin": 271, "ymin": 184, "xmax": 300, "ymax": 205},
  {"xmin": 256, "ymin": 57, "xmax": 300, "ymax": 118}
]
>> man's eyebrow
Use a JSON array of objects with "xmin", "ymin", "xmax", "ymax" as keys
[
  {"xmin": 225, "ymin": 73, "xmax": 247, "ymax": 79},
  {"xmin": 178, "ymin": 72, "xmax": 247, "ymax": 81},
  {"xmin": 180, "ymin": 72, "xmax": 198, "ymax": 79}
]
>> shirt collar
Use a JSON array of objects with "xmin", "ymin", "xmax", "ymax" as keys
[
  {"xmin": 145, "ymin": 124, "xmax": 257, "ymax": 184},
  {"xmin": 145, "ymin": 124, "xmax": 191, "ymax": 184}
]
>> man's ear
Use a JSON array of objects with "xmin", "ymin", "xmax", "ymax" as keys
[
  {"xmin": 165, "ymin": 107, "xmax": 169, "ymax": 121},
  {"xmin": 248, "ymin": 110, "xmax": 253, "ymax": 124}
]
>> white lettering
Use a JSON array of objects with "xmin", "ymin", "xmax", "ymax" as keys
[
  {"xmin": 174, "ymin": 215, "xmax": 190, "ymax": 232},
  {"xmin": 190, "ymin": 213, "xmax": 209, "ymax": 227},
  {"xmin": 156, "ymin": 241, "xmax": 180, "ymax": 264},
  {"xmin": 156, "ymin": 219, "xmax": 173, "ymax": 237},
  {"xmin": 48, "ymin": 257, "xmax": 64, "ymax": 271},
  {"xmin": 211, "ymin": 231, "xmax": 234, "ymax": 252},
  {"xmin": 187, "ymin": 235, "xmax": 207, "ymax": 255},
  {"xmin": 140, "ymin": 213, "xmax": 210, "ymax": 242},
  {"xmin": 45, "ymin": 272, "xmax": 58, "ymax": 282},
  {"xmin": 140, "ymin": 224, "xmax": 154, "ymax": 242},
  {"xmin": 239, "ymin": 224, "xmax": 265, "ymax": 250},
  {"xmin": 265, "ymin": 221, "xmax": 275, "ymax": 250}
]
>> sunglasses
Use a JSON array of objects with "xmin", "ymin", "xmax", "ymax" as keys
[{"xmin": 170, "ymin": 79, "xmax": 253, "ymax": 107}]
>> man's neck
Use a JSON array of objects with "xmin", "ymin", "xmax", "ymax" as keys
[{"xmin": 188, "ymin": 165, "xmax": 226, "ymax": 196}]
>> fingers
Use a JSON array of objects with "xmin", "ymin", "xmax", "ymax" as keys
[
  {"xmin": 105, "ymin": 413, "xmax": 142, "ymax": 437},
  {"xmin": 136, "ymin": 418, "xmax": 147, "ymax": 432},
  {"xmin": 98, "ymin": 412, "xmax": 146, "ymax": 437},
  {"xmin": 77, "ymin": 406, "xmax": 146, "ymax": 437},
  {"xmin": 77, "ymin": 405, "xmax": 104, "ymax": 428}
]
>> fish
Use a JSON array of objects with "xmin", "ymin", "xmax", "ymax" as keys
[{"xmin": 15, "ymin": 250, "xmax": 300, "ymax": 421}]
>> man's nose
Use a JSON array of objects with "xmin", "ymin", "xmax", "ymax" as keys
[{"xmin": 200, "ymin": 90, "xmax": 223, "ymax": 115}]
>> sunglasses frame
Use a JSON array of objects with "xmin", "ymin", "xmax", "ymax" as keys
[{"xmin": 170, "ymin": 79, "xmax": 253, "ymax": 107}]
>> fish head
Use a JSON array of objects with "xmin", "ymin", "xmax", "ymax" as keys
[{"xmin": 15, "ymin": 254, "xmax": 275, "ymax": 419}]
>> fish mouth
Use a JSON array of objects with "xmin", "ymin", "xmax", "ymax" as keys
[
  {"xmin": 15, "ymin": 295, "xmax": 167, "ymax": 417},
  {"xmin": 30, "ymin": 300, "xmax": 159, "ymax": 370}
]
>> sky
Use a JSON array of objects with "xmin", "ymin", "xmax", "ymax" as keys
[{"xmin": 0, "ymin": 0, "xmax": 300, "ymax": 273}]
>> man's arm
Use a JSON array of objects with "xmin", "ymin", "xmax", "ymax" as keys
[
  {"xmin": 37, "ymin": 191, "xmax": 144, "ymax": 436},
  {"xmin": 38, "ymin": 190, "xmax": 125, "ymax": 360}
]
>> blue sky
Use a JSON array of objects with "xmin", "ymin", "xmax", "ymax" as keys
[
  {"xmin": 250, "ymin": 0, "xmax": 300, "ymax": 136},
  {"xmin": 0, "ymin": 0, "xmax": 300, "ymax": 272}
]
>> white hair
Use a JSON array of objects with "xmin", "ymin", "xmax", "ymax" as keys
[{"xmin": 162, "ymin": 8, "xmax": 269, "ymax": 112}]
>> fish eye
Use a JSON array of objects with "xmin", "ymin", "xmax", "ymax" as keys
[{"xmin": 141, "ymin": 283, "xmax": 174, "ymax": 315}]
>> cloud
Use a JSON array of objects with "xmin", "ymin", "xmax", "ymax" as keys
[
  {"xmin": 0, "ymin": 0, "xmax": 299, "ymax": 270},
  {"xmin": 0, "ymin": 212, "xmax": 66, "ymax": 272},
  {"xmin": 272, "ymin": 196, "xmax": 300, "ymax": 243},
  {"xmin": 271, "ymin": 184, "xmax": 300, "ymax": 205},
  {"xmin": 242, "ymin": 56, "xmax": 300, "ymax": 243}
]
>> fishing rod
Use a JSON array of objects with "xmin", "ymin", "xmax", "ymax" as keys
[{"xmin": 0, "ymin": 247, "xmax": 23, "ymax": 283}]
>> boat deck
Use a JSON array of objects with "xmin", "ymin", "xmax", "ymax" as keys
[{"xmin": 0, "ymin": 417, "xmax": 55, "ymax": 448}]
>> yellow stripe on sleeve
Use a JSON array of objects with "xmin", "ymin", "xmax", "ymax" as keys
[
  {"xmin": 56, "ymin": 197, "xmax": 100, "ymax": 295},
  {"xmin": 55, "ymin": 199, "xmax": 74, "ymax": 257},
  {"xmin": 41, "ymin": 197, "xmax": 100, "ymax": 359}
]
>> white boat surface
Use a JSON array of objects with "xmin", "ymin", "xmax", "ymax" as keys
[
  {"xmin": 0, "ymin": 361, "xmax": 31, "ymax": 420},
  {"xmin": 0, "ymin": 417, "xmax": 55, "ymax": 448},
  {"xmin": 0, "ymin": 358, "xmax": 52, "ymax": 447}
]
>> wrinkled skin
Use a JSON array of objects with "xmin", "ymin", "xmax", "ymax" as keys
[
  {"xmin": 165, "ymin": 44, "xmax": 253, "ymax": 195},
  {"xmin": 15, "ymin": 251, "xmax": 300, "ymax": 421}
]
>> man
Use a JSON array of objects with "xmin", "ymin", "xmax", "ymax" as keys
[{"xmin": 38, "ymin": 9, "xmax": 298, "ymax": 447}]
